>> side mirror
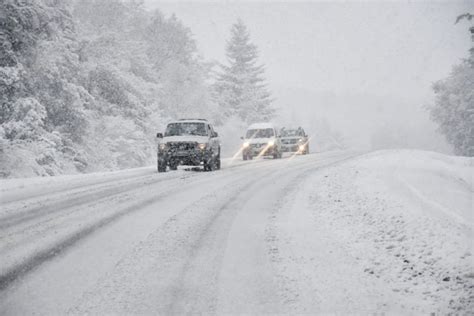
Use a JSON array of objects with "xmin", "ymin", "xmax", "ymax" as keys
[
  {"xmin": 212, "ymin": 132, "xmax": 219, "ymax": 138},
  {"xmin": 240, "ymin": 136, "xmax": 244, "ymax": 140},
  {"xmin": 156, "ymin": 132, "xmax": 163, "ymax": 138}
]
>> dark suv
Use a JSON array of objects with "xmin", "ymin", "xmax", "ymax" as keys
[{"xmin": 156, "ymin": 119, "xmax": 221, "ymax": 172}]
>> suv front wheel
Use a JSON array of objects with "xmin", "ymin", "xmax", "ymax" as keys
[
  {"xmin": 215, "ymin": 150, "xmax": 221, "ymax": 170},
  {"xmin": 204, "ymin": 150, "xmax": 221, "ymax": 171},
  {"xmin": 157, "ymin": 159, "xmax": 167, "ymax": 173}
]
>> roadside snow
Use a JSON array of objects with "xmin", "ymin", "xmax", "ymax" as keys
[{"xmin": 303, "ymin": 149, "xmax": 473, "ymax": 313}]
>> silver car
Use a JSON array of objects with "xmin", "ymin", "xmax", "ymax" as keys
[{"xmin": 280, "ymin": 127, "xmax": 309, "ymax": 154}]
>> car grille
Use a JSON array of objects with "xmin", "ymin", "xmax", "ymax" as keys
[
  {"xmin": 168, "ymin": 142, "xmax": 196, "ymax": 151},
  {"xmin": 250, "ymin": 143, "xmax": 266, "ymax": 149},
  {"xmin": 282, "ymin": 138, "xmax": 298, "ymax": 144}
]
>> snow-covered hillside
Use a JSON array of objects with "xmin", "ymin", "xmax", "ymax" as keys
[{"xmin": 300, "ymin": 150, "xmax": 473, "ymax": 313}]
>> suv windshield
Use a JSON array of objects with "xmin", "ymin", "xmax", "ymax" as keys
[
  {"xmin": 165, "ymin": 122, "xmax": 207, "ymax": 136},
  {"xmin": 281, "ymin": 129, "xmax": 299, "ymax": 137},
  {"xmin": 281, "ymin": 128, "xmax": 305, "ymax": 137},
  {"xmin": 246, "ymin": 128, "xmax": 274, "ymax": 138}
]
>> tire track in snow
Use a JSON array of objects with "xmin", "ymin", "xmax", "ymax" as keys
[
  {"xmin": 69, "ymin": 155, "xmax": 338, "ymax": 314},
  {"xmin": 169, "ymin": 153, "xmax": 360, "ymax": 314},
  {"xmin": 0, "ymin": 180, "xmax": 180, "ymax": 291},
  {"xmin": 165, "ymin": 178, "xmax": 268, "ymax": 314},
  {"xmin": 0, "ymin": 171, "xmax": 195, "ymax": 230},
  {"xmin": 0, "ymin": 158, "xmax": 290, "ymax": 293},
  {"xmin": 70, "ymin": 166, "xmax": 276, "ymax": 315},
  {"xmin": 0, "ymin": 153, "xmax": 294, "ymax": 227},
  {"xmin": 0, "ymin": 167, "xmax": 253, "ymax": 291},
  {"xmin": 0, "ymin": 151, "xmax": 357, "ymax": 314},
  {"xmin": 0, "ymin": 168, "xmax": 155, "ymax": 205},
  {"xmin": 165, "ymin": 166, "xmax": 299, "ymax": 314},
  {"xmin": 1, "ymin": 158, "xmax": 296, "ymax": 241},
  {"xmin": 215, "ymin": 153, "xmax": 361, "ymax": 313}
]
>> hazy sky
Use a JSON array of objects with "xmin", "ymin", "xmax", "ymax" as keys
[
  {"xmin": 145, "ymin": 0, "xmax": 473, "ymax": 102},
  {"xmin": 144, "ymin": 0, "xmax": 472, "ymax": 152}
]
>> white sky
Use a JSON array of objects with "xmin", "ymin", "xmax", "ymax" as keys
[{"xmin": 145, "ymin": 0, "xmax": 473, "ymax": 101}]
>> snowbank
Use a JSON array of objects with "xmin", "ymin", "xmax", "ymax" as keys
[{"xmin": 308, "ymin": 149, "xmax": 473, "ymax": 313}]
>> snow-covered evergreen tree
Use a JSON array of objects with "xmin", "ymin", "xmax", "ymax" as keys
[
  {"xmin": 214, "ymin": 19, "xmax": 274, "ymax": 124},
  {"xmin": 429, "ymin": 15, "xmax": 473, "ymax": 156},
  {"xmin": 1, "ymin": 0, "xmax": 217, "ymax": 177}
]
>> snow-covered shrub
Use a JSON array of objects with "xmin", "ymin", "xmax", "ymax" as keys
[
  {"xmin": 429, "ymin": 20, "xmax": 474, "ymax": 157},
  {"xmin": 0, "ymin": 66, "xmax": 22, "ymax": 88},
  {"xmin": 0, "ymin": 0, "xmax": 220, "ymax": 178},
  {"xmin": 80, "ymin": 114, "xmax": 154, "ymax": 172},
  {"xmin": 430, "ymin": 61, "xmax": 474, "ymax": 156},
  {"xmin": 0, "ymin": 134, "xmax": 80, "ymax": 178},
  {"xmin": 0, "ymin": 66, "xmax": 24, "ymax": 123},
  {"xmin": 3, "ymin": 97, "xmax": 46, "ymax": 140}
]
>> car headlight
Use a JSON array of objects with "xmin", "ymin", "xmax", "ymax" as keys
[
  {"xmin": 268, "ymin": 140, "xmax": 275, "ymax": 146},
  {"xmin": 299, "ymin": 144, "xmax": 305, "ymax": 151},
  {"xmin": 159, "ymin": 143, "xmax": 167, "ymax": 150},
  {"xmin": 243, "ymin": 142, "xmax": 250, "ymax": 148},
  {"xmin": 198, "ymin": 143, "xmax": 207, "ymax": 150}
]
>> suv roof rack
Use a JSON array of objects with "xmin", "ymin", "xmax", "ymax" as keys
[{"xmin": 177, "ymin": 118, "xmax": 208, "ymax": 121}]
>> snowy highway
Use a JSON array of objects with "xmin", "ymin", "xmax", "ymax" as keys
[
  {"xmin": 2, "ymin": 0, "xmax": 472, "ymax": 314},
  {"xmin": 0, "ymin": 150, "xmax": 473, "ymax": 314}
]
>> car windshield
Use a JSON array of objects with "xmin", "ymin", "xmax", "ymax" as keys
[
  {"xmin": 246, "ymin": 128, "xmax": 274, "ymax": 138},
  {"xmin": 281, "ymin": 129, "xmax": 299, "ymax": 137},
  {"xmin": 165, "ymin": 122, "xmax": 207, "ymax": 136}
]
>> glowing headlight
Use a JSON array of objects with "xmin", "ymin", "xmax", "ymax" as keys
[
  {"xmin": 268, "ymin": 140, "xmax": 275, "ymax": 146},
  {"xmin": 243, "ymin": 142, "xmax": 250, "ymax": 148},
  {"xmin": 159, "ymin": 143, "xmax": 167, "ymax": 150},
  {"xmin": 198, "ymin": 143, "xmax": 207, "ymax": 150},
  {"xmin": 299, "ymin": 145, "xmax": 305, "ymax": 151}
]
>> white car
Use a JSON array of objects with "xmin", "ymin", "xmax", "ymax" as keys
[{"xmin": 241, "ymin": 123, "xmax": 282, "ymax": 160}]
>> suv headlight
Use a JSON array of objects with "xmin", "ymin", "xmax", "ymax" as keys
[
  {"xmin": 159, "ymin": 143, "xmax": 167, "ymax": 150},
  {"xmin": 268, "ymin": 140, "xmax": 275, "ymax": 146},
  {"xmin": 198, "ymin": 143, "xmax": 207, "ymax": 150},
  {"xmin": 243, "ymin": 142, "xmax": 250, "ymax": 148}
]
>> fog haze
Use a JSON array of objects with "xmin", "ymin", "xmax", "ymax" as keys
[{"xmin": 146, "ymin": 0, "xmax": 473, "ymax": 152}]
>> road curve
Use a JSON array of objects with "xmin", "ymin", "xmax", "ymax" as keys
[{"xmin": 0, "ymin": 151, "xmax": 358, "ymax": 314}]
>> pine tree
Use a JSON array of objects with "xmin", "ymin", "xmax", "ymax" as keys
[{"xmin": 214, "ymin": 19, "xmax": 274, "ymax": 124}]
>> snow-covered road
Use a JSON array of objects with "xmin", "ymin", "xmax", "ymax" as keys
[{"xmin": 0, "ymin": 150, "xmax": 472, "ymax": 314}]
